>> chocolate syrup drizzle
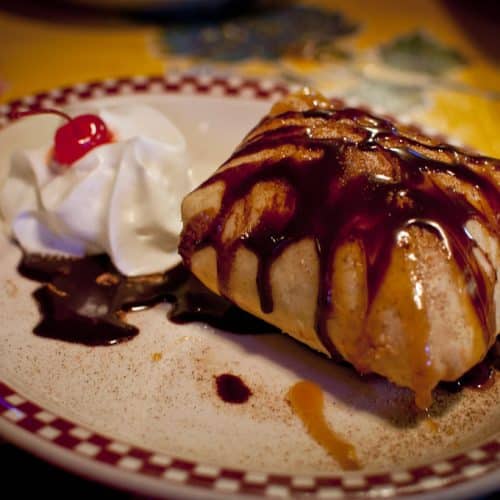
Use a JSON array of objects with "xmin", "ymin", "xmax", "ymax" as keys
[
  {"xmin": 179, "ymin": 104, "xmax": 499, "ymax": 400},
  {"xmin": 19, "ymin": 253, "xmax": 277, "ymax": 346}
]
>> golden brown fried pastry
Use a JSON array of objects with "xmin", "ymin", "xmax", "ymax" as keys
[{"xmin": 179, "ymin": 89, "xmax": 500, "ymax": 408}]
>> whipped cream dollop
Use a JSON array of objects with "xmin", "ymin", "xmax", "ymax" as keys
[{"xmin": 0, "ymin": 105, "xmax": 193, "ymax": 276}]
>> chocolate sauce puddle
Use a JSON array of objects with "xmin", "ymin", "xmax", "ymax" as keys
[
  {"xmin": 215, "ymin": 373, "xmax": 252, "ymax": 404},
  {"xmin": 19, "ymin": 253, "xmax": 278, "ymax": 346}
]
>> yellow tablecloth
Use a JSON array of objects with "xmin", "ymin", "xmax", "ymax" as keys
[{"xmin": 0, "ymin": 0, "xmax": 499, "ymax": 155}]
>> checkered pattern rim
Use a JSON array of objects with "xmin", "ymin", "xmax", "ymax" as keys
[
  {"xmin": 0, "ymin": 73, "xmax": 290, "ymax": 126},
  {"xmin": 0, "ymin": 74, "xmax": 498, "ymax": 497},
  {"xmin": 1, "ymin": 380, "xmax": 499, "ymax": 498}
]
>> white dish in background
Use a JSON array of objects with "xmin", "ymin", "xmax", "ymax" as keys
[{"xmin": 0, "ymin": 74, "xmax": 498, "ymax": 499}]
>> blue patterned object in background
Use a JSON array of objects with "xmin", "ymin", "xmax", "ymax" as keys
[
  {"xmin": 156, "ymin": 3, "xmax": 475, "ymax": 116},
  {"xmin": 345, "ymin": 79, "xmax": 427, "ymax": 115},
  {"xmin": 380, "ymin": 32, "xmax": 467, "ymax": 75},
  {"xmin": 160, "ymin": 5, "xmax": 358, "ymax": 61}
]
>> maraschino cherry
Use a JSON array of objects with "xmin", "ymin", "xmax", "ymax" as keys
[{"xmin": 12, "ymin": 108, "xmax": 113, "ymax": 165}]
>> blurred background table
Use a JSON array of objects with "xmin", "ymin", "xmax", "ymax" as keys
[
  {"xmin": 1, "ymin": 0, "xmax": 499, "ymax": 156},
  {"xmin": 0, "ymin": 0, "xmax": 498, "ymax": 497}
]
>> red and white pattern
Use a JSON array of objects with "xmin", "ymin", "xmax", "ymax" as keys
[
  {"xmin": 0, "ymin": 74, "xmax": 498, "ymax": 498},
  {"xmin": 2, "ymin": 378, "xmax": 499, "ymax": 498},
  {"xmin": 0, "ymin": 74, "xmax": 290, "ymax": 127}
]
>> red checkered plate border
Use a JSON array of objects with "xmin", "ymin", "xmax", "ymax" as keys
[{"xmin": 0, "ymin": 74, "xmax": 499, "ymax": 499}]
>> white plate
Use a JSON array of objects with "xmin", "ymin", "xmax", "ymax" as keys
[{"xmin": 0, "ymin": 74, "xmax": 499, "ymax": 499}]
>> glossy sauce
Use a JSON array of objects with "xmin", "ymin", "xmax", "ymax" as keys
[
  {"xmin": 215, "ymin": 373, "xmax": 252, "ymax": 403},
  {"xmin": 440, "ymin": 338, "xmax": 499, "ymax": 393},
  {"xmin": 425, "ymin": 416, "xmax": 439, "ymax": 433},
  {"xmin": 287, "ymin": 380, "xmax": 360, "ymax": 470},
  {"xmin": 180, "ymin": 102, "xmax": 499, "ymax": 406},
  {"xmin": 19, "ymin": 254, "xmax": 277, "ymax": 346}
]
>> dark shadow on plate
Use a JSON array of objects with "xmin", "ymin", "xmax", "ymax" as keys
[{"xmin": 186, "ymin": 317, "xmax": 468, "ymax": 429}]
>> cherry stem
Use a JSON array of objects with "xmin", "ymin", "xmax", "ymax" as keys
[{"xmin": 10, "ymin": 107, "xmax": 72, "ymax": 122}]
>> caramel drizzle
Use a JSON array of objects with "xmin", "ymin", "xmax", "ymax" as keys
[
  {"xmin": 180, "ymin": 106, "xmax": 499, "ymax": 387},
  {"xmin": 287, "ymin": 380, "xmax": 360, "ymax": 470}
]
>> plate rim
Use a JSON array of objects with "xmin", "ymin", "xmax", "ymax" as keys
[{"xmin": 0, "ymin": 73, "xmax": 498, "ymax": 499}]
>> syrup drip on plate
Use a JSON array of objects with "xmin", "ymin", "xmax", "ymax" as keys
[
  {"xmin": 18, "ymin": 253, "xmax": 277, "ymax": 346},
  {"xmin": 215, "ymin": 373, "xmax": 252, "ymax": 404},
  {"xmin": 287, "ymin": 380, "xmax": 360, "ymax": 470}
]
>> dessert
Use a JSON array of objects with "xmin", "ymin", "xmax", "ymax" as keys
[
  {"xmin": 1, "ymin": 104, "xmax": 192, "ymax": 276},
  {"xmin": 179, "ymin": 89, "xmax": 500, "ymax": 409},
  {"xmin": 0, "ymin": 104, "xmax": 201, "ymax": 345},
  {"xmin": 0, "ymin": 102, "xmax": 277, "ymax": 345}
]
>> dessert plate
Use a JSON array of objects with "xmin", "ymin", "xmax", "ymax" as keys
[{"xmin": 0, "ymin": 74, "xmax": 498, "ymax": 499}]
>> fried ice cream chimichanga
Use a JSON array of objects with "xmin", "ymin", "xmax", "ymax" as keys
[{"xmin": 179, "ymin": 89, "xmax": 500, "ymax": 408}]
